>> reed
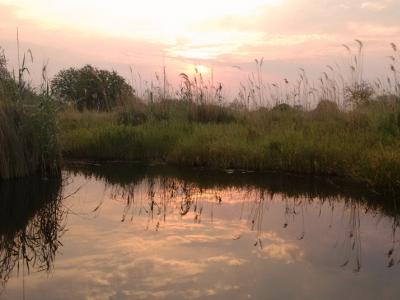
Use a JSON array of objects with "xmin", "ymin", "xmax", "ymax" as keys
[
  {"xmin": 0, "ymin": 46, "xmax": 60, "ymax": 179},
  {"xmin": 58, "ymin": 41, "xmax": 400, "ymax": 190},
  {"xmin": 59, "ymin": 97, "xmax": 400, "ymax": 190}
]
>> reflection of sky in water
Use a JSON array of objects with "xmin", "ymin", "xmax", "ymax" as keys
[{"xmin": 2, "ymin": 172, "xmax": 400, "ymax": 300}]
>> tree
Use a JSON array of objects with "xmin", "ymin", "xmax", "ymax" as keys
[{"xmin": 51, "ymin": 65, "xmax": 133, "ymax": 111}]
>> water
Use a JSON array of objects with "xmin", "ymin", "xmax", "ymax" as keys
[{"xmin": 1, "ymin": 163, "xmax": 399, "ymax": 300}]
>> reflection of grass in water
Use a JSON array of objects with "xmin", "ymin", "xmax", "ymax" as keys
[
  {"xmin": 0, "ymin": 177, "xmax": 65, "ymax": 289},
  {"xmin": 67, "ymin": 164, "xmax": 400, "ymax": 272}
]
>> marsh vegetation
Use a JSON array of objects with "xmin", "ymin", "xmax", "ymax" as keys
[
  {"xmin": 58, "ymin": 42, "xmax": 400, "ymax": 190},
  {"xmin": 1, "ymin": 41, "xmax": 400, "ymax": 192},
  {"xmin": 0, "ymin": 45, "xmax": 60, "ymax": 179}
]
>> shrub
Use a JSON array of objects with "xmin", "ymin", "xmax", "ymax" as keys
[
  {"xmin": 51, "ymin": 65, "xmax": 133, "ymax": 111},
  {"xmin": 345, "ymin": 81, "xmax": 374, "ymax": 107},
  {"xmin": 188, "ymin": 104, "xmax": 235, "ymax": 123}
]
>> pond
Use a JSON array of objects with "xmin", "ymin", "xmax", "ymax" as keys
[{"xmin": 1, "ymin": 163, "xmax": 399, "ymax": 299}]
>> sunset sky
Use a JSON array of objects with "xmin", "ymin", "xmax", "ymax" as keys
[{"xmin": 0, "ymin": 0, "xmax": 399, "ymax": 93}]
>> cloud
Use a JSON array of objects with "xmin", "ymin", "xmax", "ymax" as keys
[
  {"xmin": 0, "ymin": 0, "xmax": 399, "ymax": 89},
  {"xmin": 258, "ymin": 232, "xmax": 305, "ymax": 264},
  {"xmin": 361, "ymin": 1, "xmax": 387, "ymax": 11}
]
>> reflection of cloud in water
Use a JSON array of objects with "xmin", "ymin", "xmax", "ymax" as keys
[
  {"xmin": 258, "ymin": 232, "xmax": 304, "ymax": 264},
  {"xmin": 3, "ymin": 166, "xmax": 400, "ymax": 299},
  {"xmin": 62, "ymin": 171, "xmax": 400, "ymax": 275},
  {"xmin": 206, "ymin": 256, "xmax": 247, "ymax": 266},
  {"xmin": 14, "ymin": 216, "xmax": 250, "ymax": 299},
  {"xmin": 24, "ymin": 250, "xmax": 246, "ymax": 299}
]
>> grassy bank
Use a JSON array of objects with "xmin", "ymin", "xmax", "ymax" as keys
[{"xmin": 60, "ymin": 98, "xmax": 400, "ymax": 190}]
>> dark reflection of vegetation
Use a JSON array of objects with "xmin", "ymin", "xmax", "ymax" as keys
[
  {"xmin": 0, "ymin": 177, "xmax": 64, "ymax": 290},
  {"xmin": 66, "ymin": 162, "xmax": 400, "ymax": 272},
  {"xmin": 66, "ymin": 161, "xmax": 400, "ymax": 212}
]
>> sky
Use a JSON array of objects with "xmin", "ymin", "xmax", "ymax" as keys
[{"xmin": 0, "ymin": 0, "xmax": 399, "ymax": 95}]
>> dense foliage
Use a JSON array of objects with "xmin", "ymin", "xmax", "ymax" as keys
[{"xmin": 51, "ymin": 65, "xmax": 133, "ymax": 111}]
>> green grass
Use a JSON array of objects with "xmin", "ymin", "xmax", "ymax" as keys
[
  {"xmin": 60, "ymin": 99, "xmax": 400, "ymax": 190},
  {"xmin": 0, "ymin": 97, "xmax": 61, "ymax": 179}
]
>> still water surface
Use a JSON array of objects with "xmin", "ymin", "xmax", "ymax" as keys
[{"xmin": 1, "ymin": 163, "xmax": 400, "ymax": 300}]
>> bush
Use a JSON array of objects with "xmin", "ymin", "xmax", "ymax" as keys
[
  {"xmin": 345, "ymin": 81, "xmax": 374, "ymax": 107},
  {"xmin": 188, "ymin": 104, "xmax": 235, "ymax": 123},
  {"xmin": 312, "ymin": 100, "xmax": 340, "ymax": 120},
  {"xmin": 51, "ymin": 65, "xmax": 133, "ymax": 111},
  {"xmin": 271, "ymin": 103, "xmax": 293, "ymax": 112}
]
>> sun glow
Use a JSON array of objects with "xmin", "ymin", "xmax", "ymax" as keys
[
  {"xmin": 184, "ymin": 64, "xmax": 211, "ymax": 77},
  {"xmin": 194, "ymin": 64, "xmax": 210, "ymax": 75},
  {"xmin": 0, "ymin": 0, "xmax": 397, "ymax": 90}
]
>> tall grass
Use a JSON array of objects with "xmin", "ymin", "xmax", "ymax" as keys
[
  {"xmin": 0, "ymin": 46, "xmax": 60, "ymax": 179},
  {"xmin": 60, "ymin": 97, "xmax": 400, "ymax": 189},
  {"xmin": 17, "ymin": 40, "xmax": 400, "ymax": 190}
]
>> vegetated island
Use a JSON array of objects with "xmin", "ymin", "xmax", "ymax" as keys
[{"xmin": 1, "ymin": 42, "xmax": 400, "ymax": 192}]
